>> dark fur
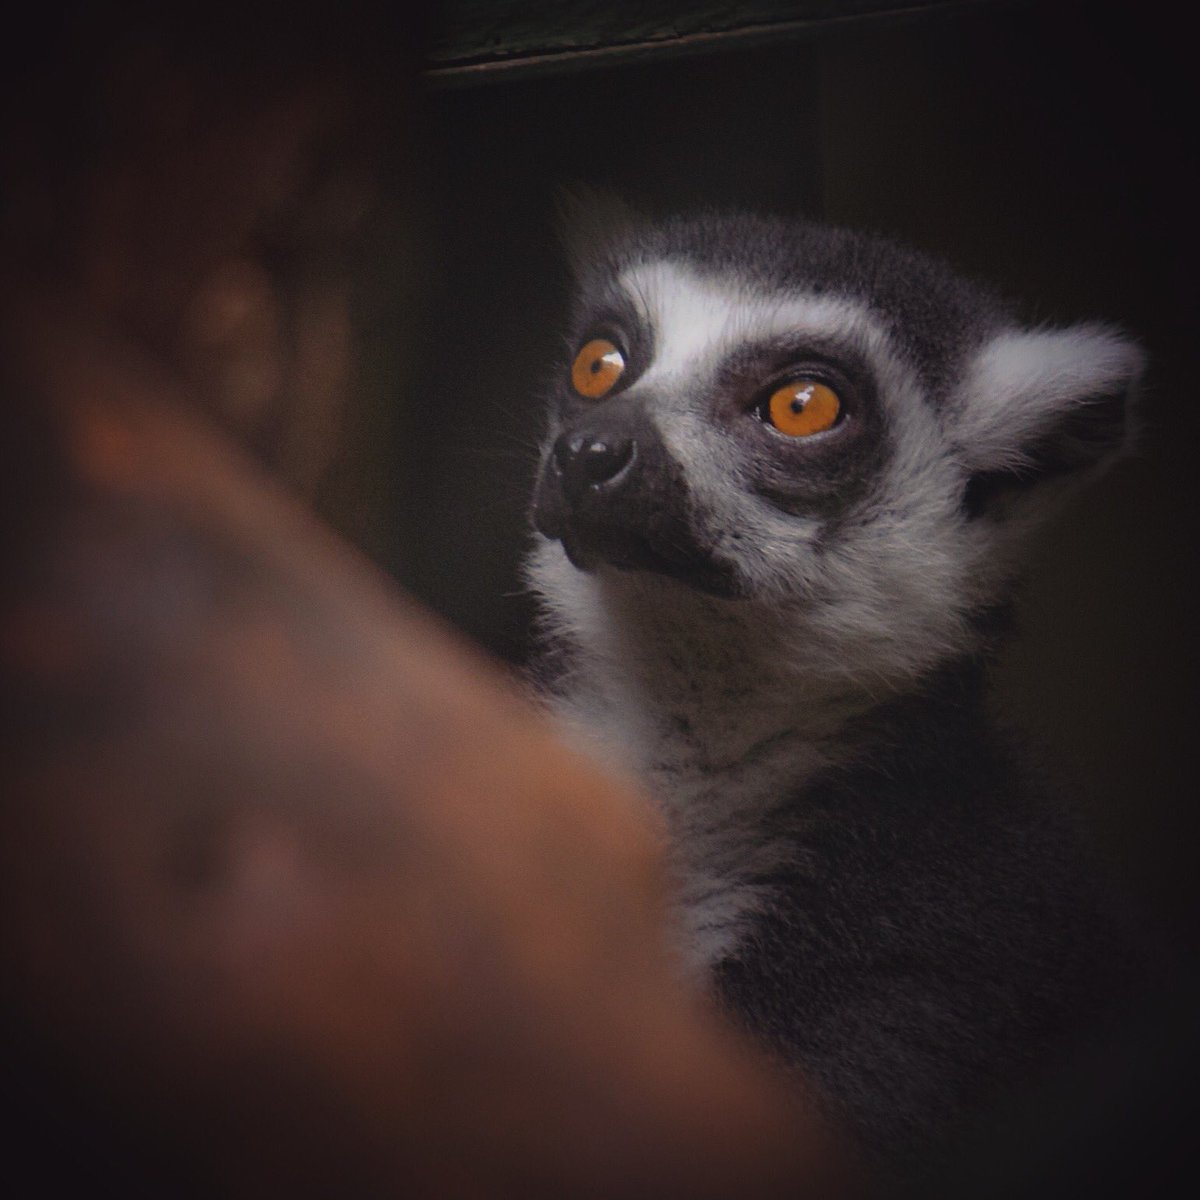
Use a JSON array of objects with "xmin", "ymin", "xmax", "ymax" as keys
[{"xmin": 712, "ymin": 660, "xmax": 1136, "ymax": 1182}]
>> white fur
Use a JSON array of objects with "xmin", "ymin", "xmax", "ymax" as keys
[
  {"xmin": 529, "ymin": 257, "xmax": 1140, "ymax": 970},
  {"xmin": 530, "ymin": 538, "xmax": 840, "ymax": 966},
  {"xmin": 620, "ymin": 260, "xmax": 888, "ymax": 391},
  {"xmin": 953, "ymin": 324, "xmax": 1144, "ymax": 471}
]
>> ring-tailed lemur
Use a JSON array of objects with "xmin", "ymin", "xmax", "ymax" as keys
[{"xmin": 525, "ymin": 200, "xmax": 1145, "ymax": 1181}]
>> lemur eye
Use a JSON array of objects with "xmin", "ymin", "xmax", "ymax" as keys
[
  {"xmin": 763, "ymin": 380, "xmax": 842, "ymax": 437},
  {"xmin": 571, "ymin": 338, "xmax": 625, "ymax": 399}
]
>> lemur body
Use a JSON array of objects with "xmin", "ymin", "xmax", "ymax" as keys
[{"xmin": 526, "ymin": 205, "xmax": 1143, "ymax": 1175}]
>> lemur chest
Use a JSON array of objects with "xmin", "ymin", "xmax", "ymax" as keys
[{"xmin": 640, "ymin": 730, "xmax": 831, "ymax": 970}]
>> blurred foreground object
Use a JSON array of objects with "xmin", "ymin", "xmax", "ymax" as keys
[
  {"xmin": 0, "ymin": 301, "xmax": 850, "ymax": 1196},
  {"xmin": 0, "ymin": 9, "xmax": 848, "ymax": 1192}
]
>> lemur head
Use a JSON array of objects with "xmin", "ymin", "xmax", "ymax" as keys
[{"xmin": 529, "ymin": 199, "xmax": 1143, "ymax": 694}]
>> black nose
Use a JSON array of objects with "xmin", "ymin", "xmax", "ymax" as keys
[{"xmin": 551, "ymin": 429, "xmax": 635, "ymax": 501}]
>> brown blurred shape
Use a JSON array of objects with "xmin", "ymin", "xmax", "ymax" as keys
[{"xmin": 0, "ymin": 7, "xmax": 852, "ymax": 1196}]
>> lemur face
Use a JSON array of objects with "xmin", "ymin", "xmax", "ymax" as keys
[
  {"xmin": 531, "ymin": 206, "xmax": 1141, "ymax": 666},
  {"xmin": 534, "ymin": 256, "xmax": 921, "ymax": 600}
]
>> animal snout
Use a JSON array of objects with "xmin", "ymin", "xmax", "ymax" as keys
[{"xmin": 551, "ymin": 427, "xmax": 636, "ymax": 502}]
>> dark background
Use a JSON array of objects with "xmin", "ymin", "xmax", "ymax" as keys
[{"xmin": 393, "ymin": 0, "xmax": 1197, "ymax": 959}]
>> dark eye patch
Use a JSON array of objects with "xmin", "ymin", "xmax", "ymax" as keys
[{"xmin": 708, "ymin": 334, "xmax": 890, "ymax": 522}]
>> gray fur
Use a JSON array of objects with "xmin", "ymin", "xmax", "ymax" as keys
[{"xmin": 525, "ymin": 204, "xmax": 1143, "ymax": 1179}]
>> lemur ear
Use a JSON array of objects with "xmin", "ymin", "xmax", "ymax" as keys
[
  {"xmin": 953, "ymin": 324, "xmax": 1144, "ymax": 517},
  {"xmin": 554, "ymin": 185, "xmax": 644, "ymax": 278}
]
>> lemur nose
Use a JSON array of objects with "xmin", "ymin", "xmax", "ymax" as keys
[{"xmin": 552, "ymin": 429, "xmax": 635, "ymax": 499}]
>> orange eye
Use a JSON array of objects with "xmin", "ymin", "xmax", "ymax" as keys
[
  {"xmin": 571, "ymin": 338, "xmax": 625, "ymax": 399},
  {"xmin": 764, "ymin": 380, "xmax": 842, "ymax": 437}
]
